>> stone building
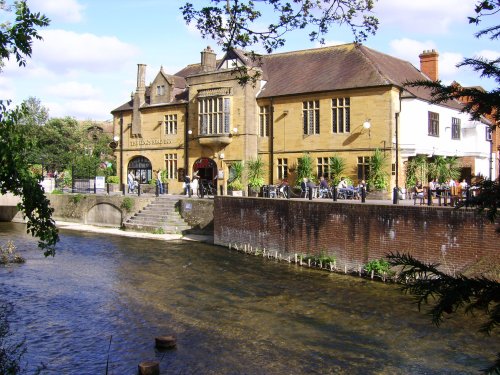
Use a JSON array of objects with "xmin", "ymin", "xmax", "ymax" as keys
[{"xmin": 111, "ymin": 43, "xmax": 492, "ymax": 194}]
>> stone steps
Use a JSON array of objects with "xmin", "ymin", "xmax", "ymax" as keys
[{"xmin": 123, "ymin": 197, "xmax": 191, "ymax": 234}]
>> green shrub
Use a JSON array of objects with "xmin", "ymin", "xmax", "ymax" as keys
[
  {"xmin": 152, "ymin": 228, "xmax": 165, "ymax": 234},
  {"xmin": 70, "ymin": 194, "xmax": 84, "ymax": 204},
  {"xmin": 51, "ymin": 189, "xmax": 63, "ymax": 195},
  {"xmin": 107, "ymin": 175, "xmax": 119, "ymax": 184},
  {"xmin": 121, "ymin": 197, "xmax": 134, "ymax": 212},
  {"xmin": 364, "ymin": 258, "xmax": 392, "ymax": 277}
]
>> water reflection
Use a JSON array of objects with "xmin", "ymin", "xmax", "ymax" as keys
[{"xmin": 0, "ymin": 222, "xmax": 497, "ymax": 374}]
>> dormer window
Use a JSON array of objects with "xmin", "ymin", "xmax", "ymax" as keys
[
  {"xmin": 219, "ymin": 58, "xmax": 242, "ymax": 70},
  {"xmin": 156, "ymin": 85, "xmax": 165, "ymax": 96}
]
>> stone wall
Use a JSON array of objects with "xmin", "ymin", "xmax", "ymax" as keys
[
  {"xmin": 178, "ymin": 198, "xmax": 214, "ymax": 234},
  {"xmin": 214, "ymin": 197, "xmax": 499, "ymax": 277},
  {"xmin": 45, "ymin": 195, "xmax": 154, "ymax": 226}
]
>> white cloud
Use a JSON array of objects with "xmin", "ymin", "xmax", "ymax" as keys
[
  {"xmin": 475, "ymin": 49, "xmax": 500, "ymax": 61},
  {"xmin": 32, "ymin": 29, "xmax": 140, "ymax": 74},
  {"xmin": 47, "ymin": 99, "xmax": 113, "ymax": 120},
  {"xmin": 374, "ymin": 0, "xmax": 474, "ymax": 34},
  {"xmin": 389, "ymin": 38, "xmax": 436, "ymax": 66},
  {"xmin": 439, "ymin": 52, "xmax": 463, "ymax": 77},
  {"xmin": 29, "ymin": 0, "xmax": 85, "ymax": 23},
  {"xmin": 45, "ymin": 81, "xmax": 101, "ymax": 99}
]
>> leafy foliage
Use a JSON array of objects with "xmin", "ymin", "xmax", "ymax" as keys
[
  {"xmin": 0, "ymin": 0, "xmax": 50, "ymax": 69},
  {"xmin": 246, "ymin": 157, "xmax": 265, "ymax": 190},
  {"xmin": 121, "ymin": 197, "xmax": 134, "ymax": 212},
  {"xmin": 428, "ymin": 156, "xmax": 461, "ymax": 183},
  {"xmin": 181, "ymin": 0, "xmax": 378, "ymax": 84},
  {"xmin": 329, "ymin": 154, "xmax": 346, "ymax": 185},
  {"xmin": 405, "ymin": 154, "xmax": 428, "ymax": 188},
  {"xmin": 0, "ymin": 102, "xmax": 58, "ymax": 255},
  {"xmin": 405, "ymin": 1, "xmax": 499, "ymax": 124},
  {"xmin": 296, "ymin": 153, "xmax": 314, "ymax": 186},
  {"xmin": 228, "ymin": 161, "xmax": 244, "ymax": 190},
  {"xmin": 181, "ymin": 0, "xmax": 378, "ymax": 53},
  {"xmin": 364, "ymin": 258, "xmax": 392, "ymax": 277},
  {"xmin": 367, "ymin": 148, "xmax": 388, "ymax": 190},
  {"xmin": 465, "ymin": 179, "xmax": 500, "ymax": 231},
  {"xmin": 387, "ymin": 252, "xmax": 499, "ymax": 335}
]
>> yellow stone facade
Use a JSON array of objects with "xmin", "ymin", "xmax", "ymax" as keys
[{"xmin": 112, "ymin": 46, "xmax": 402, "ymax": 195}]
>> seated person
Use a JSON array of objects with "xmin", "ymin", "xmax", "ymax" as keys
[
  {"xmin": 414, "ymin": 182, "xmax": 424, "ymax": 198},
  {"xmin": 337, "ymin": 177, "xmax": 348, "ymax": 189},
  {"xmin": 318, "ymin": 176, "xmax": 329, "ymax": 198},
  {"xmin": 278, "ymin": 178, "xmax": 289, "ymax": 198}
]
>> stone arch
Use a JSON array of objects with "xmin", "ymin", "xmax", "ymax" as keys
[{"xmin": 86, "ymin": 202, "xmax": 122, "ymax": 227}]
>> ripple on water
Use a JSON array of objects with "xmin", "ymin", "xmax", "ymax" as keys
[{"xmin": 0, "ymin": 222, "xmax": 497, "ymax": 374}]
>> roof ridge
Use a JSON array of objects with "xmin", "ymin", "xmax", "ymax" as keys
[{"xmin": 263, "ymin": 42, "xmax": 356, "ymax": 58}]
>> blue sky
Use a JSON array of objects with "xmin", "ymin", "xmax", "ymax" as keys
[{"xmin": 0, "ymin": 0, "xmax": 498, "ymax": 121}]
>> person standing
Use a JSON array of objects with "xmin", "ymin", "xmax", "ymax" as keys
[
  {"xmin": 156, "ymin": 169, "xmax": 164, "ymax": 195},
  {"xmin": 184, "ymin": 174, "xmax": 191, "ymax": 197},
  {"xmin": 191, "ymin": 175, "xmax": 199, "ymax": 197},
  {"xmin": 127, "ymin": 171, "xmax": 135, "ymax": 193}
]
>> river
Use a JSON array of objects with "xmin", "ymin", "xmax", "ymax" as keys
[{"xmin": 0, "ymin": 222, "xmax": 497, "ymax": 374}]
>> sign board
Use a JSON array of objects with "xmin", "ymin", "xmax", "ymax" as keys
[
  {"xmin": 95, "ymin": 176, "xmax": 106, "ymax": 189},
  {"xmin": 218, "ymin": 170, "xmax": 224, "ymax": 179}
]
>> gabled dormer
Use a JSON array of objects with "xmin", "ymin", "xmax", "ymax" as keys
[
  {"xmin": 217, "ymin": 49, "xmax": 248, "ymax": 70},
  {"xmin": 150, "ymin": 67, "xmax": 174, "ymax": 105}
]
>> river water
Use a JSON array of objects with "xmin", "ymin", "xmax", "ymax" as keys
[{"xmin": 0, "ymin": 222, "xmax": 497, "ymax": 374}]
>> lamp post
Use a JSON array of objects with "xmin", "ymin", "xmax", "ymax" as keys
[
  {"xmin": 363, "ymin": 120, "xmax": 371, "ymax": 138},
  {"xmin": 116, "ymin": 117, "xmax": 124, "ymax": 191}
]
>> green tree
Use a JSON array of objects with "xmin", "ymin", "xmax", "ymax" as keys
[
  {"xmin": 405, "ymin": 154, "xmax": 428, "ymax": 188},
  {"xmin": 329, "ymin": 154, "xmax": 346, "ymax": 186},
  {"xmin": 0, "ymin": 0, "xmax": 49, "ymax": 69},
  {"xmin": 428, "ymin": 156, "xmax": 461, "ymax": 183},
  {"xmin": 181, "ymin": 0, "xmax": 378, "ymax": 84},
  {"xmin": 396, "ymin": 2, "xmax": 500, "ymax": 373},
  {"xmin": 367, "ymin": 148, "xmax": 388, "ymax": 190},
  {"xmin": 181, "ymin": 0, "xmax": 378, "ymax": 52},
  {"xmin": 0, "ymin": 102, "xmax": 58, "ymax": 255},
  {"xmin": 0, "ymin": 1, "xmax": 57, "ymax": 255},
  {"xmin": 296, "ymin": 153, "xmax": 314, "ymax": 186},
  {"xmin": 246, "ymin": 157, "xmax": 265, "ymax": 192}
]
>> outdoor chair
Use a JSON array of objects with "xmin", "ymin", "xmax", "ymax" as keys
[
  {"xmin": 413, "ymin": 186, "xmax": 425, "ymax": 205},
  {"xmin": 268, "ymin": 185, "xmax": 278, "ymax": 198}
]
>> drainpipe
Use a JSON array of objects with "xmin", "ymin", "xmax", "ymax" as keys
[
  {"xmin": 184, "ymin": 105, "xmax": 189, "ymax": 174},
  {"xmin": 270, "ymin": 97, "xmax": 274, "ymax": 183}
]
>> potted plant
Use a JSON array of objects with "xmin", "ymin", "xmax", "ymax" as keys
[
  {"xmin": 329, "ymin": 154, "xmax": 346, "ymax": 186},
  {"xmin": 367, "ymin": 148, "xmax": 389, "ymax": 199},
  {"xmin": 228, "ymin": 161, "xmax": 244, "ymax": 196},
  {"xmin": 246, "ymin": 157, "xmax": 265, "ymax": 196}
]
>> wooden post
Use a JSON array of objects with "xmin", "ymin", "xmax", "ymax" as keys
[
  {"xmin": 371, "ymin": 270, "xmax": 374, "ymax": 279},
  {"xmin": 138, "ymin": 361, "xmax": 160, "ymax": 375}
]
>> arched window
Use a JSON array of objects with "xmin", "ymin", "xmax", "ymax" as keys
[{"xmin": 128, "ymin": 156, "xmax": 152, "ymax": 183}]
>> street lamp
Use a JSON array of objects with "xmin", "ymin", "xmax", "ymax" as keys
[{"xmin": 363, "ymin": 120, "xmax": 371, "ymax": 138}]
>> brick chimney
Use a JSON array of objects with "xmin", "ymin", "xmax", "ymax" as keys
[
  {"xmin": 201, "ymin": 46, "xmax": 216, "ymax": 72},
  {"xmin": 419, "ymin": 49, "xmax": 439, "ymax": 81}
]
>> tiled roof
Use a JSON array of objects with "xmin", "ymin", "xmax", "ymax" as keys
[{"xmin": 112, "ymin": 43, "xmax": 464, "ymax": 114}]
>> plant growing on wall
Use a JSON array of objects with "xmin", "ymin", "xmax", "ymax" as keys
[
  {"xmin": 121, "ymin": 197, "xmax": 134, "ymax": 212},
  {"xmin": 367, "ymin": 148, "xmax": 389, "ymax": 190},
  {"xmin": 246, "ymin": 157, "xmax": 265, "ymax": 192},
  {"xmin": 329, "ymin": 154, "xmax": 346, "ymax": 186},
  {"xmin": 296, "ymin": 153, "xmax": 314, "ymax": 186}
]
